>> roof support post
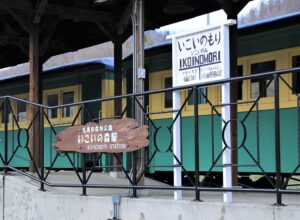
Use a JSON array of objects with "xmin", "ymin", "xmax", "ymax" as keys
[
  {"xmin": 134, "ymin": 0, "xmax": 145, "ymax": 186},
  {"xmin": 113, "ymin": 39, "xmax": 123, "ymax": 171},
  {"xmin": 29, "ymin": 24, "xmax": 43, "ymax": 173},
  {"xmin": 114, "ymin": 40, "xmax": 123, "ymax": 117}
]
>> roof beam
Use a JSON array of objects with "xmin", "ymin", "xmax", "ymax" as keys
[
  {"xmin": 0, "ymin": 35, "xmax": 27, "ymax": 45},
  {"xmin": 40, "ymin": 21, "xmax": 58, "ymax": 55},
  {"xmin": 33, "ymin": 0, "xmax": 49, "ymax": 24},
  {"xmin": 7, "ymin": 10, "xmax": 32, "ymax": 33},
  {"xmin": 95, "ymin": 21, "xmax": 117, "ymax": 43},
  {"xmin": 45, "ymin": 4, "xmax": 115, "ymax": 23},
  {"xmin": 0, "ymin": 0, "xmax": 32, "ymax": 12},
  {"xmin": 117, "ymin": 1, "xmax": 132, "ymax": 35},
  {"xmin": 0, "ymin": 35, "xmax": 28, "ymax": 55},
  {"xmin": 0, "ymin": 1, "xmax": 115, "ymax": 23}
]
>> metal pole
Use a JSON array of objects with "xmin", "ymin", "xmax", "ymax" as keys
[
  {"xmin": 131, "ymin": 95, "xmax": 137, "ymax": 197},
  {"xmin": 194, "ymin": 86, "xmax": 200, "ymax": 201},
  {"xmin": 132, "ymin": 150, "xmax": 137, "ymax": 198},
  {"xmin": 82, "ymin": 153, "xmax": 87, "ymax": 196},
  {"xmin": 4, "ymin": 98, "xmax": 8, "ymax": 174},
  {"xmin": 132, "ymin": 0, "xmax": 145, "ymax": 188},
  {"xmin": 81, "ymin": 103, "xmax": 87, "ymax": 196},
  {"xmin": 274, "ymin": 74, "xmax": 283, "ymax": 205},
  {"xmin": 136, "ymin": 0, "xmax": 145, "ymax": 185},
  {"xmin": 39, "ymin": 106, "xmax": 45, "ymax": 191}
]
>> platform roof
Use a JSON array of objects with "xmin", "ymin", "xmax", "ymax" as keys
[{"xmin": 0, "ymin": 0, "xmax": 251, "ymax": 69}]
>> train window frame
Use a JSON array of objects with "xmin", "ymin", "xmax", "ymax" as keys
[
  {"xmin": 287, "ymin": 49, "xmax": 300, "ymax": 106},
  {"xmin": 44, "ymin": 90, "xmax": 60, "ymax": 124},
  {"xmin": 291, "ymin": 55, "xmax": 300, "ymax": 94},
  {"xmin": 61, "ymin": 88, "xmax": 76, "ymax": 122},
  {"xmin": 15, "ymin": 93, "xmax": 29, "ymax": 127},
  {"xmin": 0, "ymin": 93, "xmax": 29, "ymax": 130},
  {"xmin": 184, "ymin": 86, "xmax": 212, "ymax": 115},
  {"xmin": 101, "ymin": 75, "xmax": 115, "ymax": 118},
  {"xmin": 235, "ymin": 60, "xmax": 254, "ymax": 113},
  {"xmin": 149, "ymin": 70, "xmax": 179, "ymax": 119},
  {"xmin": 0, "ymin": 99, "xmax": 10, "ymax": 128},
  {"xmin": 236, "ymin": 60, "xmax": 247, "ymax": 102},
  {"xmin": 45, "ymin": 92, "xmax": 60, "ymax": 122},
  {"xmin": 164, "ymin": 76, "xmax": 173, "ymax": 109},
  {"xmin": 250, "ymin": 60, "xmax": 276, "ymax": 99},
  {"xmin": 246, "ymin": 55, "xmax": 278, "ymax": 107},
  {"xmin": 160, "ymin": 72, "xmax": 173, "ymax": 113},
  {"xmin": 43, "ymin": 85, "xmax": 80, "ymax": 126},
  {"xmin": 237, "ymin": 65, "xmax": 244, "ymax": 101}
]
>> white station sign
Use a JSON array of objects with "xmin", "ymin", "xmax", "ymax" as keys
[
  {"xmin": 169, "ymin": 20, "xmax": 236, "ymax": 87},
  {"xmin": 168, "ymin": 20, "xmax": 236, "ymax": 202}
]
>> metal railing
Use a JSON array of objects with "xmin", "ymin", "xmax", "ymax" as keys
[{"xmin": 0, "ymin": 66, "xmax": 300, "ymax": 205}]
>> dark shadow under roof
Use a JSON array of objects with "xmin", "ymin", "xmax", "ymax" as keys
[{"xmin": 0, "ymin": 0, "xmax": 251, "ymax": 69}]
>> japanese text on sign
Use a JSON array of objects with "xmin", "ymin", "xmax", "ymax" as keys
[{"xmin": 171, "ymin": 24, "xmax": 229, "ymax": 87}]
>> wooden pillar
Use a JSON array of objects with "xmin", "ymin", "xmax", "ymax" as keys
[
  {"xmin": 114, "ymin": 40, "xmax": 123, "ymax": 117},
  {"xmin": 114, "ymin": 40, "xmax": 123, "ymax": 170},
  {"xmin": 228, "ymin": 13, "xmax": 238, "ymax": 186},
  {"xmin": 29, "ymin": 24, "xmax": 42, "ymax": 172}
]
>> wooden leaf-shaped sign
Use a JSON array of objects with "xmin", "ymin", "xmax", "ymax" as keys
[{"xmin": 53, "ymin": 118, "xmax": 149, "ymax": 153}]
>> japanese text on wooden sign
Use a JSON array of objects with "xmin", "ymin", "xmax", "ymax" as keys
[{"xmin": 53, "ymin": 118, "xmax": 149, "ymax": 153}]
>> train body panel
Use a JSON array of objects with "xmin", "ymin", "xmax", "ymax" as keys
[{"xmin": 147, "ymin": 108, "xmax": 298, "ymax": 174}]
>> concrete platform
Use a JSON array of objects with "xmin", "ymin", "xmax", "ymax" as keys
[{"xmin": 0, "ymin": 172, "xmax": 299, "ymax": 220}]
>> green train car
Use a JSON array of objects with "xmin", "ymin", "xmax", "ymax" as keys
[{"xmin": 0, "ymin": 12, "xmax": 300, "ymax": 184}]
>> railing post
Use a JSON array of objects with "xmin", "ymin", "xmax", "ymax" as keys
[
  {"xmin": 81, "ymin": 103, "xmax": 87, "ymax": 196},
  {"xmin": 131, "ymin": 95, "xmax": 137, "ymax": 197},
  {"xmin": 39, "ymin": 106, "xmax": 45, "ymax": 191},
  {"xmin": 274, "ymin": 74, "xmax": 283, "ymax": 205},
  {"xmin": 4, "ymin": 98, "xmax": 8, "ymax": 174},
  {"xmin": 194, "ymin": 86, "xmax": 200, "ymax": 201},
  {"xmin": 82, "ymin": 153, "xmax": 87, "ymax": 196}
]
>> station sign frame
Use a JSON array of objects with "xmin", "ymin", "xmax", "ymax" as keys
[{"xmin": 168, "ymin": 19, "xmax": 236, "ymax": 202}]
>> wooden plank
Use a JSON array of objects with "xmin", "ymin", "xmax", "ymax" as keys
[
  {"xmin": 29, "ymin": 24, "xmax": 42, "ymax": 172},
  {"xmin": 53, "ymin": 118, "xmax": 149, "ymax": 153}
]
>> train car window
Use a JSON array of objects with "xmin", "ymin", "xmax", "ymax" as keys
[
  {"xmin": 62, "ymin": 92, "xmax": 74, "ymax": 118},
  {"xmin": 188, "ymin": 88, "xmax": 207, "ymax": 105},
  {"xmin": 47, "ymin": 94, "xmax": 58, "ymax": 119},
  {"xmin": 292, "ymin": 55, "xmax": 300, "ymax": 94},
  {"xmin": 237, "ymin": 65, "xmax": 243, "ymax": 100},
  {"xmin": 250, "ymin": 60, "xmax": 275, "ymax": 98},
  {"xmin": 164, "ymin": 77, "xmax": 173, "ymax": 108},
  {"xmin": 17, "ymin": 100, "xmax": 27, "ymax": 122},
  {"xmin": 1, "ymin": 106, "xmax": 9, "ymax": 123}
]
